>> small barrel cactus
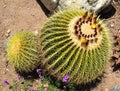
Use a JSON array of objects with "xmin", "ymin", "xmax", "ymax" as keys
[
  {"xmin": 39, "ymin": 9, "xmax": 112, "ymax": 84},
  {"xmin": 7, "ymin": 31, "xmax": 42, "ymax": 72}
]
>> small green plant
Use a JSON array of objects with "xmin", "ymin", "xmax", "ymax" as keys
[
  {"xmin": 9, "ymin": 78, "xmax": 34, "ymax": 91},
  {"xmin": 21, "ymin": 80, "xmax": 33, "ymax": 91},
  {"xmin": 9, "ymin": 80, "xmax": 20, "ymax": 90},
  {"xmin": 7, "ymin": 31, "xmax": 42, "ymax": 72},
  {"xmin": 7, "ymin": 72, "xmax": 73, "ymax": 91},
  {"xmin": 39, "ymin": 9, "xmax": 112, "ymax": 84}
]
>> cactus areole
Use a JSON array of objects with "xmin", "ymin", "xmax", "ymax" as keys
[{"xmin": 39, "ymin": 9, "xmax": 112, "ymax": 84}]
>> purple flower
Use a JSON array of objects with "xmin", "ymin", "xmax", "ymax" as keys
[
  {"xmin": 36, "ymin": 68, "xmax": 41, "ymax": 73},
  {"xmin": 39, "ymin": 74, "xmax": 44, "ymax": 79},
  {"xmin": 62, "ymin": 74, "xmax": 69, "ymax": 83},
  {"xmin": 27, "ymin": 75, "xmax": 32, "ymax": 78},
  {"xmin": 17, "ymin": 75, "xmax": 21, "ymax": 79},
  {"xmin": 36, "ymin": 68, "xmax": 43, "ymax": 79},
  {"xmin": 29, "ymin": 87, "xmax": 35, "ymax": 91},
  {"xmin": 3, "ymin": 79, "xmax": 10, "ymax": 85}
]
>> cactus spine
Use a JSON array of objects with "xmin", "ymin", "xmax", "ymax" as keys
[
  {"xmin": 39, "ymin": 9, "xmax": 112, "ymax": 84},
  {"xmin": 7, "ymin": 31, "xmax": 41, "ymax": 72}
]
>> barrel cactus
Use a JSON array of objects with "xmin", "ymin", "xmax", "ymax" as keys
[
  {"xmin": 7, "ymin": 31, "xmax": 42, "ymax": 72},
  {"xmin": 39, "ymin": 9, "xmax": 112, "ymax": 84}
]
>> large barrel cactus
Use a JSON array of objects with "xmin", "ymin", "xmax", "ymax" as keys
[
  {"xmin": 7, "ymin": 31, "xmax": 41, "ymax": 72},
  {"xmin": 39, "ymin": 9, "xmax": 112, "ymax": 84}
]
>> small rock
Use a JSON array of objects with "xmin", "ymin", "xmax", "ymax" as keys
[
  {"xmin": 7, "ymin": 29, "xmax": 11, "ymax": 34},
  {"xmin": 5, "ymin": 33, "xmax": 10, "ymax": 37},
  {"xmin": 43, "ymin": 83, "xmax": 49, "ymax": 88},
  {"xmin": 110, "ymin": 24, "xmax": 114, "ymax": 28},
  {"xmin": 3, "ymin": 5, "xmax": 7, "ymax": 8},
  {"xmin": 6, "ymin": 69, "xmax": 9, "ymax": 71},
  {"xmin": 115, "ymin": 70, "xmax": 120, "ymax": 73},
  {"xmin": 5, "ymin": 29, "xmax": 11, "ymax": 37}
]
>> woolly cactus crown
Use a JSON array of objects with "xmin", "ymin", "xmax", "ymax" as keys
[
  {"xmin": 39, "ymin": 9, "xmax": 112, "ymax": 84},
  {"xmin": 7, "ymin": 31, "xmax": 42, "ymax": 72}
]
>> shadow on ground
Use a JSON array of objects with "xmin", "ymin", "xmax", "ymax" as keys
[
  {"xmin": 16, "ymin": 69, "xmax": 39, "ymax": 80},
  {"xmin": 76, "ymin": 74, "xmax": 104, "ymax": 91},
  {"xmin": 99, "ymin": 4, "xmax": 116, "ymax": 19},
  {"xmin": 36, "ymin": 0, "xmax": 50, "ymax": 17}
]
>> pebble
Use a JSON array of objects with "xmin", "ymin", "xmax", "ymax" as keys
[
  {"xmin": 43, "ymin": 83, "xmax": 49, "ymax": 88},
  {"xmin": 5, "ymin": 34, "xmax": 9, "ymax": 38},
  {"xmin": 41, "ymin": 0, "xmax": 112, "ymax": 14},
  {"xmin": 110, "ymin": 24, "xmax": 114, "ymax": 28},
  {"xmin": 115, "ymin": 70, "xmax": 120, "ymax": 74},
  {"xmin": 5, "ymin": 29, "xmax": 11, "ymax": 37},
  {"xmin": 7, "ymin": 29, "xmax": 11, "ymax": 34},
  {"xmin": 6, "ymin": 69, "xmax": 9, "ymax": 71}
]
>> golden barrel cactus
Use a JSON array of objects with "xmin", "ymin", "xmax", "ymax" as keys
[
  {"xmin": 7, "ymin": 31, "xmax": 42, "ymax": 72},
  {"xmin": 39, "ymin": 9, "xmax": 112, "ymax": 84}
]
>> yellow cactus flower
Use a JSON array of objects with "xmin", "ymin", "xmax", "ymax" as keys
[
  {"xmin": 91, "ymin": 24, "xmax": 96, "ymax": 29},
  {"xmin": 80, "ymin": 37, "xmax": 86, "ymax": 43}
]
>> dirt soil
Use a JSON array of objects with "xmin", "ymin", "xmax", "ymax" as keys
[{"xmin": 0, "ymin": 0, "xmax": 120, "ymax": 91}]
